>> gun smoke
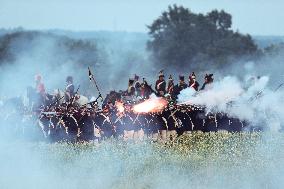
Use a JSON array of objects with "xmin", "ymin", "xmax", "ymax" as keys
[{"xmin": 1, "ymin": 29, "xmax": 284, "ymax": 189}]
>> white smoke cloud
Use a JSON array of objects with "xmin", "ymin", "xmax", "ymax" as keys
[
  {"xmin": 1, "ymin": 29, "xmax": 284, "ymax": 189},
  {"xmin": 178, "ymin": 75, "xmax": 284, "ymax": 131}
]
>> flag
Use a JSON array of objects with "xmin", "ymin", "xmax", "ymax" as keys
[{"xmin": 88, "ymin": 67, "xmax": 92, "ymax": 82}]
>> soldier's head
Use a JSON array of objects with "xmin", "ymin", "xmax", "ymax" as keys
[
  {"xmin": 179, "ymin": 75, "xmax": 185, "ymax": 83},
  {"xmin": 190, "ymin": 72, "xmax": 196, "ymax": 81},
  {"xmin": 66, "ymin": 76, "xmax": 73, "ymax": 84},
  {"xmin": 35, "ymin": 74, "xmax": 42, "ymax": 83},
  {"xmin": 158, "ymin": 70, "xmax": 164, "ymax": 81},
  {"xmin": 168, "ymin": 75, "xmax": 174, "ymax": 84},
  {"xmin": 128, "ymin": 79, "xmax": 134, "ymax": 87},
  {"xmin": 134, "ymin": 74, "xmax": 139, "ymax": 81},
  {"xmin": 142, "ymin": 78, "xmax": 149, "ymax": 86},
  {"xmin": 204, "ymin": 74, "xmax": 213, "ymax": 83}
]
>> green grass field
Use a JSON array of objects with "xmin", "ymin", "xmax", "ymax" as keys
[{"xmin": 1, "ymin": 132, "xmax": 284, "ymax": 189}]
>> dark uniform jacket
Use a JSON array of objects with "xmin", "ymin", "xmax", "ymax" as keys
[{"xmin": 155, "ymin": 79, "xmax": 166, "ymax": 96}]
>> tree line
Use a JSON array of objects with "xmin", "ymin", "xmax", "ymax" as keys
[{"xmin": 147, "ymin": 5, "xmax": 262, "ymax": 71}]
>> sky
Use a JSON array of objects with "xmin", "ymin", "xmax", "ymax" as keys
[{"xmin": 0, "ymin": 0, "xmax": 283, "ymax": 36}]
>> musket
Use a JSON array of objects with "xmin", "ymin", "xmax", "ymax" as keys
[
  {"xmin": 37, "ymin": 95, "xmax": 65, "ymax": 118},
  {"xmin": 249, "ymin": 81, "xmax": 284, "ymax": 103},
  {"xmin": 88, "ymin": 67, "xmax": 104, "ymax": 102},
  {"xmin": 274, "ymin": 82, "xmax": 284, "ymax": 92}
]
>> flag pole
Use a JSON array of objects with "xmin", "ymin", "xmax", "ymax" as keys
[{"xmin": 88, "ymin": 67, "xmax": 104, "ymax": 102}]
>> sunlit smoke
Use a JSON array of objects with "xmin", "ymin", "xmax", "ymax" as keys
[
  {"xmin": 133, "ymin": 96, "xmax": 168, "ymax": 113},
  {"xmin": 115, "ymin": 101, "xmax": 125, "ymax": 113},
  {"xmin": 178, "ymin": 75, "xmax": 284, "ymax": 131}
]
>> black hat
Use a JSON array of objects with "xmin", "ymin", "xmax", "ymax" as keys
[
  {"xmin": 66, "ymin": 76, "xmax": 73, "ymax": 83},
  {"xmin": 128, "ymin": 78, "xmax": 134, "ymax": 85},
  {"xmin": 190, "ymin": 72, "xmax": 196, "ymax": 79},
  {"xmin": 134, "ymin": 74, "xmax": 139, "ymax": 80},
  {"xmin": 205, "ymin": 74, "xmax": 214, "ymax": 82},
  {"xmin": 179, "ymin": 75, "xmax": 185, "ymax": 81},
  {"xmin": 158, "ymin": 70, "xmax": 164, "ymax": 77}
]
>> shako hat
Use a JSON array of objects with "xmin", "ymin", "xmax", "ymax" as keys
[
  {"xmin": 158, "ymin": 70, "xmax": 164, "ymax": 77},
  {"xmin": 179, "ymin": 75, "xmax": 185, "ymax": 81},
  {"xmin": 66, "ymin": 76, "xmax": 73, "ymax": 83}
]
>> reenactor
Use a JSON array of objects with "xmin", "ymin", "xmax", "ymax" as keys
[
  {"xmin": 167, "ymin": 75, "xmax": 175, "ymax": 97},
  {"xmin": 163, "ymin": 105, "xmax": 178, "ymax": 142},
  {"xmin": 133, "ymin": 112, "xmax": 144, "ymax": 141},
  {"xmin": 204, "ymin": 112, "xmax": 218, "ymax": 132},
  {"xmin": 175, "ymin": 107, "xmax": 193, "ymax": 135},
  {"xmin": 65, "ymin": 76, "xmax": 75, "ymax": 102},
  {"xmin": 189, "ymin": 72, "xmax": 200, "ymax": 91},
  {"xmin": 35, "ymin": 74, "xmax": 46, "ymax": 105},
  {"xmin": 177, "ymin": 75, "xmax": 188, "ymax": 92},
  {"xmin": 123, "ymin": 104, "xmax": 135, "ymax": 141},
  {"xmin": 140, "ymin": 78, "xmax": 154, "ymax": 99},
  {"xmin": 113, "ymin": 107, "xmax": 125, "ymax": 138},
  {"xmin": 35, "ymin": 74, "xmax": 46, "ymax": 96},
  {"xmin": 200, "ymin": 74, "xmax": 214, "ymax": 90},
  {"xmin": 127, "ymin": 78, "xmax": 136, "ymax": 96},
  {"xmin": 134, "ymin": 74, "xmax": 141, "ymax": 97},
  {"xmin": 155, "ymin": 70, "xmax": 166, "ymax": 97},
  {"xmin": 93, "ymin": 107, "xmax": 114, "ymax": 140}
]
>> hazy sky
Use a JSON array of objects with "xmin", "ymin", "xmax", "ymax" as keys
[{"xmin": 0, "ymin": 0, "xmax": 283, "ymax": 35}]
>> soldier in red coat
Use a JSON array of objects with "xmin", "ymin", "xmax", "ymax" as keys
[
  {"xmin": 155, "ymin": 70, "xmax": 166, "ymax": 97},
  {"xmin": 188, "ymin": 72, "xmax": 200, "ymax": 91},
  {"xmin": 35, "ymin": 74, "xmax": 46, "ymax": 96},
  {"xmin": 167, "ymin": 75, "xmax": 174, "ymax": 96}
]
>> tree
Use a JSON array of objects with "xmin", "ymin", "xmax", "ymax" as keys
[{"xmin": 147, "ymin": 5, "xmax": 258, "ymax": 71}]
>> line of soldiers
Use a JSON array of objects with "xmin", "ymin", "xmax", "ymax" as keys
[
  {"xmin": 32, "ymin": 74, "xmax": 75, "ymax": 108},
  {"xmin": 0, "ymin": 71, "xmax": 251, "ymax": 143},
  {"xmin": 34, "ymin": 101, "xmax": 245, "ymax": 143},
  {"xmin": 126, "ymin": 71, "xmax": 214, "ymax": 101}
]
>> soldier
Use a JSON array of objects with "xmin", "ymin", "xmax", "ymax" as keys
[
  {"xmin": 150, "ymin": 112, "xmax": 164, "ymax": 142},
  {"xmin": 204, "ymin": 112, "xmax": 218, "ymax": 132},
  {"xmin": 155, "ymin": 70, "xmax": 166, "ymax": 97},
  {"xmin": 133, "ymin": 112, "xmax": 144, "ymax": 141},
  {"xmin": 189, "ymin": 72, "xmax": 200, "ymax": 91},
  {"xmin": 178, "ymin": 75, "xmax": 187, "ymax": 92},
  {"xmin": 34, "ymin": 74, "xmax": 46, "ymax": 105},
  {"xmin": 140, "ymin": 78, "xmax": 154, "ymax": 99},
  {"xmin": 127, "ymin": 78, "xmax": 135, "ymax": 96},
  {"xmin": 216, "ymin": 112, "xmax": 230, "ymax": 132},
  {"xmin": 200, "ymin": 74, "xmax": 214, "ymax": 90},
  {"xmin": 134, "ymin": 74, "xmax": 141, "ymax": 97},
  {"xmin": 113, "ymin": 106, "xmax": 125, "ymax": 138},
  {"xmin": 167, "ymin": 75, "xmax": 175, "ymax": 97},
  {"xmin": 35, "ymin": 74, "xmax": 46, "ymax": 95},
  {"xmin": 65, "ymin": 76, "xmax": 75, "ymax": 102},
  {"xmin": 123, "ymin": 104, "xmax": 135, "ymax": 141},
  {"xmin": 162, "ymin": 105, "xmax": 178, "ymax": 142},
  {"xmin": 175, "ymin": 106, "xmax": 194, "ymax": 135},
  {"xmin": 143, "ymin": 112, "xmax": 154, "ymax": 139},
  {"xmin": 77, "ymin": 108, "xmax": 95, "ymax": 141},
  {"xmin": 94, "ymin": 106, "xmax": 114, "ymax": 140}
]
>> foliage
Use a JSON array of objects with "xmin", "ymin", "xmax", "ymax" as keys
[
  {"xmin": 147, "ymin": 5, "xmax": 259, "ymax": 71},
  {"xmin": 263, "ymin": 42, "xmax": 284, "ymax": 56},
  {"xmin": 0, "ymin": 31, "xmax": 100, "ymax": 67}
]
